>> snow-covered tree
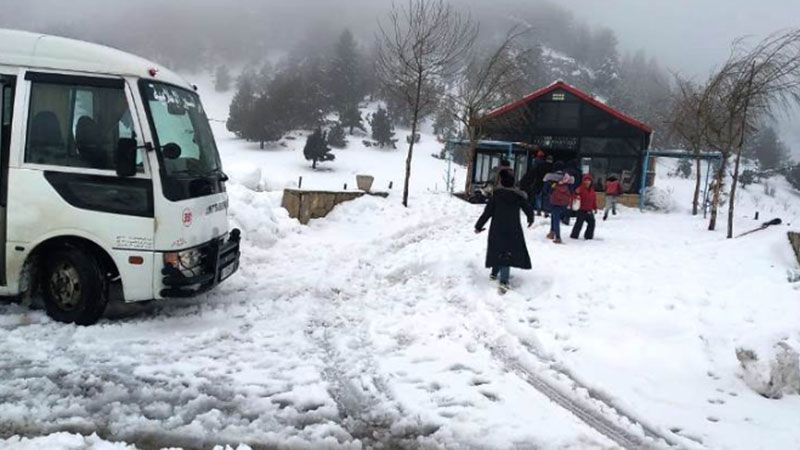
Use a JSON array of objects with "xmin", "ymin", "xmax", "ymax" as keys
[
  {"xmin": 303, "ymin": 128, "xmax": 335, "ymax": 169},
  {"xmin": 327, "ymin": 123, "xmax": 347, "ymax": 148},
  {"xmin": 370, "ymin": 107, "xmax": 397, "ymax": 149},
  {"xmin": 339, "ymin": 103, "xmax": 366, "ymax": 135},
  {"xmin": 587, "ymin": 28, "xmax": 619, "ymax": 99},
  {"xmin": 787, "ymin": 163, "xmax": 800, "ymax": 190}
]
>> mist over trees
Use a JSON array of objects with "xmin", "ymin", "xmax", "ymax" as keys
[
  {"xmin": 7, "ymin": 0, "xmax": 697, "ymax": 153},
  {"xmin": 226, "ymin": 28, "xmax": 373, "ymax": 147}
]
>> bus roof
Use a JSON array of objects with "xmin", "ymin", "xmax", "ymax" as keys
[{"xmin": 0, "ymin": 28, "xmax": 192, "ymax": 90}]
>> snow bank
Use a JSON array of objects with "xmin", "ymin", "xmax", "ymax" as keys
[
  {"xmin": 226, "ymin": 182, "xmax": 289, "ymax": 249},
  {"xmin": 0, "ymin": 433, "xmax": 138, "ymax": 450},
  {"xmin": 737, "ymin": 341, "xmax": 800, "ymax": 399}
]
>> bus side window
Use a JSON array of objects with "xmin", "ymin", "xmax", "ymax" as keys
[
  {"xmin": 1, "ymin": 83, "xmax": 12, "ymax": 153},
  {"xmin": 25, "ymin": 81, "xmax": 134, "ymax": 172}
]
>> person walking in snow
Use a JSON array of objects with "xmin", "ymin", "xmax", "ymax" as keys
[
  {"xmin": 483, "ymin": 158, "xmax": 513, "ymax": 197},
  {"xmin": 570, "ymin": 174, "xmax": 598, "ymax": 240},
  {"xmin": 539, "ymin": 154, "xmax": 555, "ymax": 218},
  {"xmin": 475, "ymin": 170, "xmax": 534, "ymax": 294},
  {"xmin": 543, "ymin": 161, "xmax": 574, "ymax": 244},
  {"xmin": 519, "ymin": 149, "xmax": 548, "ymax": 216},
  {"xmin": 562, "ymin": 159, "xmax": 581, "ymax": 226},
  {"xmin": 603, "ymin": 174, "xmax": 622, "ymax": 220},
  {"xmin": 490, "ymin": 159, "xmax": 512, "ymax": 185}
]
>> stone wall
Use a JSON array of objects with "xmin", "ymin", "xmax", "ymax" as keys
[
  {"xmin": 789, "ymin": 232, "xmax": 800, "ymax": 266},
  {"xmin": 281, "ymin": 189, "xmax": 387, "ymax": 225},
  {"xmin": 597, "ymin": 193, "xmax": 640, "ymax": 209}
]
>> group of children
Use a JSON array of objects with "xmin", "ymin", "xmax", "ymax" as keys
[{"xmin": 474, "ymin": 152, "xmax": 624, "ymax": 293}]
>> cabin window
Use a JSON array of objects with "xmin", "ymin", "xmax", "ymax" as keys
[
  {"xmin": 25, "ymin": 81, "xmax": 136, "ymax": 171},
  {"xmin": 535, "ymin": 102, "xmax": 580, "ymax": 130}
]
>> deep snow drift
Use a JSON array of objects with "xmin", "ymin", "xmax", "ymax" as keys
[{"xmin": 1, "ymin": 77, "xmax": 799, "ymax": 450}]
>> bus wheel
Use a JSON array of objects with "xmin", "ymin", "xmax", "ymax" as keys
[{"xmin": 41, "ymin": 249, "xmax": 108, "ymax": 325}]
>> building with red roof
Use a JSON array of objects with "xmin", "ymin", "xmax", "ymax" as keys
[{"xmin": 476, "ymin": 80, "xmax": 654, "ymax": 194}]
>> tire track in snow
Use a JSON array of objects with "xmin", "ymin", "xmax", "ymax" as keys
[
  {"xmin": 294, "ymin": 220, "xmax": 451, "ymax": 448},
  {"xmin": 357, "ymin": 214, "xmax": 694, "ymax": 450}
]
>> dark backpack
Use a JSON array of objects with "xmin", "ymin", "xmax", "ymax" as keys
[{"xmin": 549, "ymin": 182, "xmax": 572, "ymax": 206}]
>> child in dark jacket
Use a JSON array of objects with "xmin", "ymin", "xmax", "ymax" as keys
[{"xmin": 570, "ymin": 174, "xmax": 598, "ymax": 240}]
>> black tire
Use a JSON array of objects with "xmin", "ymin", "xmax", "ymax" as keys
[{"xmin": 41, "ymin": 248, "xmax": 108, "ymax": 325}]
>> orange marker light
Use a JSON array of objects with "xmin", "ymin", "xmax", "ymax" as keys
[
  {"xmin": 128, "ymin": 256, "xmax": 144, "ymax": 265},
  {"xmin": 163, "ymin": 252, "xmax": 179, "ymax": 268}
]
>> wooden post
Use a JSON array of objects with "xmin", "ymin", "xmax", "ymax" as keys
[
  {"xmin": 755, "ymin": 211, "xmax": 759, "ymax": 220},
  {"xmin": 343, "ymin": 183, "xmax": 347, "ymax": 190},
  {"xmin": 389, "ymin": 181, "xmax": 393, "ymax": 190},
  {"xmin": 298, "ymin": 176, "xmax": 303, "ymax": 189}
]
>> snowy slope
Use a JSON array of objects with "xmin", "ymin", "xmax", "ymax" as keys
[
  {"xmin": 198, "ymin": 76, "xmax": 465, "ymax": 195},
  {"xmin": 2, "ymin": 75, "xmax": 800, "ymax": 450}
]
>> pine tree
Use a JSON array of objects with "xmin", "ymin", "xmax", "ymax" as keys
[
  {"xmin": 588, "ymin": 29, "xmax": 620, "ymax": 99},
  {"xmin": 787, "ymin": 163, "xmax": 800, "ymax": 191},
  {"xmin": 746, "ymin": 126, "xmax": 790, "ymax": 170},
  {"xmin": 327, "ymin": 123, "xmax": 347, "ymax": 148},
  {"xmin": 304, "ymin": 128, "xmax": 335, "ymax": 169},
  {"xmin": 214, "ymin": 65, "xmax": 232, "ymax": 92},
  {"xmin": 432, "ymin": 101, "xmax": 457, "ymax": 141},
  {"xmin": 252, "ymin": 94, "xmax": 287, "ymax": 149},
  {"xmin": 227, "ymin": 71, "xmax": 257, "ymax": 138},
  {"xmin": 673, "ymin": 159, "xmax": 692, "ymax": 179},
  {"xmin": 339, "ymin": 103, "xmax": 366, "ymax": 134},
  {"xmin": 370, "ymin": 107, "xmax": 397, "ymax": 149},
  {"xmin": 329, "ymin": 29, "xmax": 365, "ymax": 112}
]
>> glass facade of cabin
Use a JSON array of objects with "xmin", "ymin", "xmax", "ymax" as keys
[{"xmin": 478, "ymin": 83, "xmax": 653, "ymax": 192}]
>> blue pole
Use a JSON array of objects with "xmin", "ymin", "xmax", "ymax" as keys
[
  {"xmin": 703, "ymin": 158, "xmax": 712, "ymax": 218},
  {"xmin": 638, "ymin": 149, "xmax": 650, "ymax": 211}
]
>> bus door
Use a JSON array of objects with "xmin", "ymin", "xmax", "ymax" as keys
[{"xmin": 0, "ymin": 75, "xmax": 15, "ymax": 285}]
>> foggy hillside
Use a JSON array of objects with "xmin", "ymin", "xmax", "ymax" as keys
[
  {"xmin": 2, "ymin": 0, "xmax": 797, "ymax": 158},
  {"xmin": 0, "ymin": 0, "xmax": 650, "ymax": 71}
]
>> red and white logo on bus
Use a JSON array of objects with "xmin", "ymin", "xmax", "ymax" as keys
[{"xmin": 182, "ymin": 208, "xmax": 193, "ymax": 227}]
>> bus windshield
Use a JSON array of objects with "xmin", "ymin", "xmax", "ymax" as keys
[{"xmin": 142, "ymin": 81, "xmax": 221, "ymax": 179}]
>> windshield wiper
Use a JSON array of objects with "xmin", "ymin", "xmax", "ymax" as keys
[{"xmin": 169, "ymin": 167, "xmax": 228, "ymax": 181}]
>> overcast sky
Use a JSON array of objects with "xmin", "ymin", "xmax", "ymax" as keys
[
  {"xmin": 563, "ymin": 0, "xmax": 800, "ymax": 77},
  {"xmin": 560, "ymin": 0, "xmax": 800, "ymax": 154},
  {"xmin": 3, "ymin": 0, "xmax": 799, "ymax": 155}
]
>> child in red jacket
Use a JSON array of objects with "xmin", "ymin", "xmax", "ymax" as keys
[
  {"xmin": 570, "ymin": 174, "xmax": 598, "ymax": 240},
  {"xmin": 603, "ymin": 175, "xmax": 622, "ymax": 220}
]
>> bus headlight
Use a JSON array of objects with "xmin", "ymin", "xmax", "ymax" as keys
[{"xmin": 163, "ymin": 248, "xmax": 202, "ymax": 270}]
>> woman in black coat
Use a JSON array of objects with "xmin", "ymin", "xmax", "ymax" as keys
[{"xmin": 475, "ymin": 170, "xmax": 535, "ymax": 293}]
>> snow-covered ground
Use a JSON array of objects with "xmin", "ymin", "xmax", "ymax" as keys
[{"xmin": 1, "ymin": 76, "xmax": 800, "ymax": 450}]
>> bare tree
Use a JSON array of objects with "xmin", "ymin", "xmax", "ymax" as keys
[
  {"xmin": 698, "ymin": 65, "xmax": 737, "ymax": 232},
  {"xmin": 669, "ymin": 77, "xmax": 709, "ymax": 216},
  {"xmin": 450, "ymin": 26, "xmax": 531, "ymax": 193},
  {"xmin": 376, "ymin": 0, "xmax": 478, "ymax": 207},
  {"xmin": 701, "ymin": 29, "xmax": 800, "ymax": 236}
]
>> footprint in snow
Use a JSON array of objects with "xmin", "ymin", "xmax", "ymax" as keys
[
  {"xmin": 480, "ymin": 390, "xmax": 500, "ymax": 402},
  {"xmin": 554, "ymin": 333, "xmax": 570, "ymax": 341}
]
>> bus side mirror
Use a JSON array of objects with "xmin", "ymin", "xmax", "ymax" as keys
[{"xmin": 116, "ymin": 138, "xmax": 138, "ymax": 177}]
